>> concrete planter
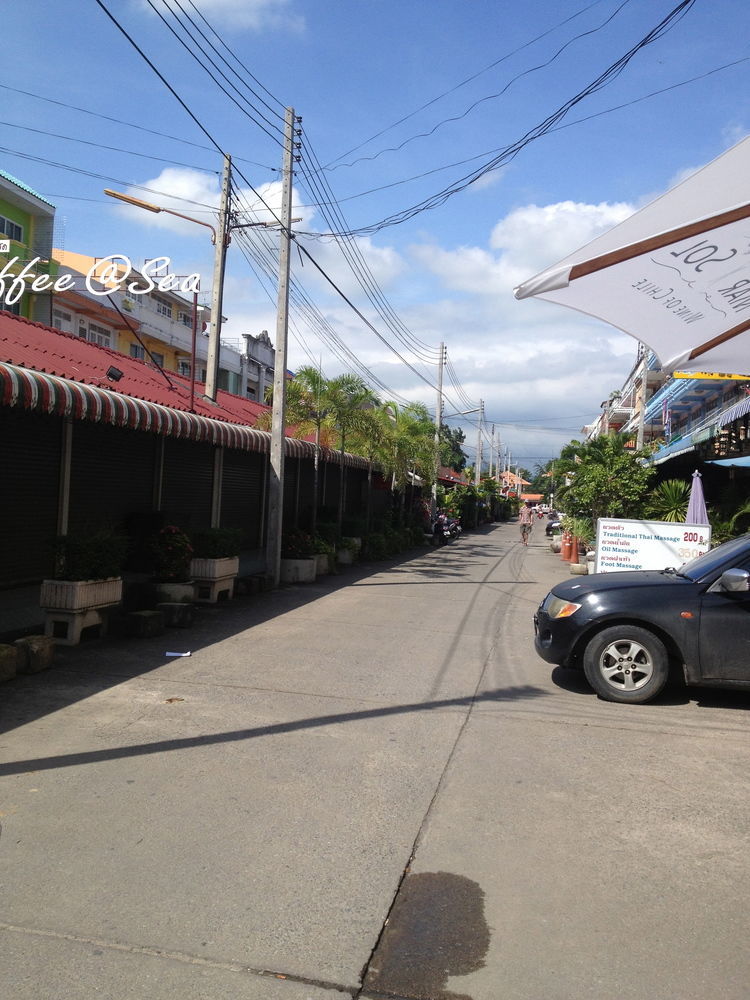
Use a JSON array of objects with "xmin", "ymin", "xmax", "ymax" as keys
[
  {"xmin": 40, "ymin": 577, "xmax": 124, "ymax": 645},
  {"xmin": 280, "ymin": 558, "xmax": 316, "ymax": 584},
  {"xmin": 190, "ymin": 556, "xmax": 239, "ymax": 602},
  {"xmin": 40, "ymin": 577, "xmax": 123, "ymax": 612},
  {"xmin": 336, "ymin": 548, "xmax": 354, "ymax": 565},
  {"xmin": 314, "ymin": 552, "xmax": 331, "ymax": 576},
  {"xmin": 154, "ymin": 581, "xmax": 195, "ymax": 603}
]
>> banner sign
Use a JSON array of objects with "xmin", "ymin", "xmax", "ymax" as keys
[{"xmin": 595, "ymin": 518, "xmax": 711, "ymax": 573}]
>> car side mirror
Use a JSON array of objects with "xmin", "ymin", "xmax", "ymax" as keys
[{"xmin": 719, "ymin": 568, "xmax": 750, "ymax": 592}]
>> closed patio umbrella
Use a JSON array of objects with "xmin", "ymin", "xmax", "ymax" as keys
[{"xmin": 686, "ymin": 470, "xmax": 709, "ymax": 526}]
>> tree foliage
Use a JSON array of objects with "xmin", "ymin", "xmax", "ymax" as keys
[{"xmin": 555, "ymin": 434, "xmax": 655, "ymax": 523}]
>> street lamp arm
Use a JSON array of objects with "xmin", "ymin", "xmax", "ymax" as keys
[{"xmin": 104, "ymin": 188, "xmax": 217, "ymax": 244}]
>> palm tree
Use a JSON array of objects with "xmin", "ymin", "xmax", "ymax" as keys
[
  {"xmin": 323, "ymin": 374, "xmax": 380, "ymax": 537},
  {"xmin": 646, "ymin": 479, "xmax": 691, "ymax": 522},
  {"xmin": 377, "ymin": 401, "xmax": 437, "ymax": 525}
]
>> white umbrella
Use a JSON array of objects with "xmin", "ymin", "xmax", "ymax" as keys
[
  {"xmin": 686, "ymin": 470, "xmax": 709, "ymax": 526},
  {"xmin": 514, "ymin": 136, "xmax": 750, "ymax": 375}
]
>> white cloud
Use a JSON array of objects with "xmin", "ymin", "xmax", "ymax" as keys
[{"xmin": 141, "ymin": 0, "xmax": 303, "ymax": 32}]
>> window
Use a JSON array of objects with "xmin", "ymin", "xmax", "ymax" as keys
[
  {"xmin": 87, "ymin": 322, "xmax": 111, "ymax": 348},
  {"xmin": 178, "ymin": 311, "xmax": 193, "ymax": 327},
  {"xmin": 52, "ymin": 308, "xmax": 73, "ymax": 333},
  {"xmin": 150, "ymin": 352, "xmax": 165, "ymax": 367},
  {"xmin": 177, "ymin": 360, "xmax": 191, "ymax": 377},
  {"xmin": 153, "ymin": 294, "xmax": 172, "ymax": 319},
  {"xmin": 0, "ymin": 214, "xmax": 23, "ymax": 243},
  {"xmin": 130, "ymin": 344, "xmax": 145, "ymax": 360}
]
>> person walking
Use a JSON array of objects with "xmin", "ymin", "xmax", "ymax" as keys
[{"xmin": 519, "ymin": 500, "xmax": 534, "ymax": 546}]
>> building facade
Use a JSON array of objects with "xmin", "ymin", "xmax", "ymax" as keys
[{"xmin": 0, "ymin": 170, "xmax": 57, "ymax": 323}]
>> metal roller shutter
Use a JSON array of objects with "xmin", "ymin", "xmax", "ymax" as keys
[
  {"xmin": 68, "ymin": 422, "xmax": 158, "ymax": 535},
  {"xmin": 0, "ymin": 408, "xmax": 62, "ymax": 585},
  {"xmin": 161, "ymin": 438, "xmax": 214, "ymax": 529},
  {"xmin": 220, "ymin": 449, "xmax": 264, "ymax": 545}
]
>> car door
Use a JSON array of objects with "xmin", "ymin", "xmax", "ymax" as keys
[{"xmin": 698, "ymin": 564, "xmax": 750, "ymax": 680}]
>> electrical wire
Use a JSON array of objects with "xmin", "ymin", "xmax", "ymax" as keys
[
  {"xmin": 0, "ymin": 83, "xmax": 278, "ymax": 172},
  {"xmin": 144, "ymin": 0, "xmax": 286, "ymax": 145},
  {"xmin": 312, "ymin": 0, "xmax": 699, "ymax": 237},
  {"xmin": 298, "ymin": 53, "xmax": 750, "ymax": 216},
  {"xmin": 324, "ymin": 0, "xmax": 608, "ymax": 168},
  {"xmin": 296, "ymin": 139, "xmax": 442, "ymax": 365},
  {"xmin": 0, "ymin": 145, "xmax": 221, "ymax": 208},
  {"xmin": 0, "ymin": 119, "xmax": 217, "ymax": 173},
  {"xmin": 326, "ymin": 0, "xmax": 632, "ymax": 172}
]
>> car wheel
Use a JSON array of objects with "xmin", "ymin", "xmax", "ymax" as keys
[{"xmin": 582, "ymin": 626, "xmax": 669, "ymax": 704}]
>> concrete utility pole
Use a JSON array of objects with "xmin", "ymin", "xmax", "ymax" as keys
[
  {"xmin": 490, "ymin": 423, "xmax": 496, "ymax": 479},
  {"xmin": 205, "ymin": 153, "xmax": 232, "ymax": 403},
  {"xmin": 636, "ymin": 341, "xmax": 647, "ymax": 450},
  {"xmin": 265, "ymin": 107, "xmax": 296, "ymax": 587},
  {"xmin": 431, "ymin": 341, "xmax": 444, "ymax": 519},
  {"xmin": 474, "ymin": 399, "xmax": 484, "ymax": 486}
]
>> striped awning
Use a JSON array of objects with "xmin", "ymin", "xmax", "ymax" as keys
[
  {"xmin": 717, "ymin": 394, "xmax": 750, "ymax": 427},
  {"xmin": 0, "ymin": 362, "xmax": 369, "ymax": 468}
]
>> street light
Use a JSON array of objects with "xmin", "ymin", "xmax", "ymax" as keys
[
  {"xmin": 104, "ymin": 180, "xmax": 300, "ymax": 405},
  {"xmin": 105, "ymin": 175, "xmax": 230, "ymax": 403}
]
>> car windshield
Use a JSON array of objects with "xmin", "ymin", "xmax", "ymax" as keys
[{"xmin": 678, "ymin": 534, "xmax": 750, "ymax": 581}]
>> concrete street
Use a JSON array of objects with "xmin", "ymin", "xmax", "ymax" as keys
[{"xmin": 2, "ymin": 521, "xmax": 750, "ymax": 1000}]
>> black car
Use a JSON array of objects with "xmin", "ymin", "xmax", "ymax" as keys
[{"xmin": 534, "ymin": 534, "xmax": 750, "ymax": 704}]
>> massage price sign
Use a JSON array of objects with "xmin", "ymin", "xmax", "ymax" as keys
[{"xmin": 595, "ymin": 518, "xmax": 711, "ymax": 574}]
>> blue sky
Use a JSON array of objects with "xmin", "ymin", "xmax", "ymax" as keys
[{"xmin": 4, "ymin": 0, "xmax": 749, "ymax": 469}]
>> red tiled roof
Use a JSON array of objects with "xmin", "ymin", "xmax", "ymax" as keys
[
  {"xmin": 0, "ymin": 310, "xmax": 268, "ymax": 426},
  {"xmin": 0, "ymin": 312, "xmax": 370, "ymax": 467},
  {"xmin": 437, "ymin": 466, "xmax": 469, "ymax": 485}
]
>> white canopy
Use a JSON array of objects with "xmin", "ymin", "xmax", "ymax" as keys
[{"xmin": 514, "ymin": 136, "xmax": 750, "ymax": 375}]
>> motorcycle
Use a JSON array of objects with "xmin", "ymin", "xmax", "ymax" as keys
[{"xmin": 445, "ymin": 516, "xmax": 462, "ymax": 540}]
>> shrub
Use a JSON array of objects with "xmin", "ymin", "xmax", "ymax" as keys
[
  {"xmin": 151, "ymin": 525, "xmax": 193, "ymax": 582},
  {"xmin": 281, "ymin": 529, "xmax": 314, "ymax": 559},
  {"xmin": 190, "ymin": 527, "xmax": 242, "ymax": 558},
  {"xmin": 362, "ymin": 533, "xmax": 387, "ymax": 560},
  {"xmin": 53, "ymin": 527, "xmax": 128, "ymax": 581},
  {"xmin": 312, "ymin": 534, "xmax": 335, "ymax": 556}
]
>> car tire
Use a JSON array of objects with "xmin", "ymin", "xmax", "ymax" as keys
[{"xmin": 582, "ymin": 625, "xmax": 669, "ymax": 704}]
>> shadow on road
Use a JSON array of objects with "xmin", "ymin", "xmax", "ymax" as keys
[{"xmin": 0, "ymin": 684, "xmax": 550, "ymax": 777}]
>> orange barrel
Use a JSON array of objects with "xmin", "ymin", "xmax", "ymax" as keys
[{"xmin": 561, "ymin": 531, "xmax": 572, "ymax": 561}]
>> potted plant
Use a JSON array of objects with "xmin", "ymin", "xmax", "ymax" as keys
[
  {"xmin": 312, "ymin": 534, "xmax": 335, "ymax": 576},
  {"xmin": 150, "ymin": 525, "xmax": 194, "ymax": 602},
  {"xmin": 280, "ymin": 529, "xmax": 316, "ymax": 583},
  {"xmin": 336, "ymin": 536, "xmax": 360, "ymax": 565},
  {"xmin": 190, "ymin": 527, "xmax": 242, "ymax": 602},
  {"xmin": 40, "ymin": 526, "xmax": 128, "ymax": 644}
]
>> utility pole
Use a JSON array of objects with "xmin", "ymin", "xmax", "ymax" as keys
[
  {"xmin": 431, "ymin": 341, "xmax": 444, "ymax": 519},
  {"xmin": 636, "ymin": 341, "xmax": 647, "ymax": 450},
  {"xmin": 490, "ymin": 423, "xmax": 496, "ymax": 479},
  {"xmin": 205, "ymin": 153, "xmax": 231, "ymax": 403},
  {"xmin": 474, "ymin": 399, "xmax": 484, "ymax": 486},
  {"xmin": 266, "ymin": 107, "xmax": 297, "ymax": 587}
]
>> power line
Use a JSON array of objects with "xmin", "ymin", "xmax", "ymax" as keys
[
  {"xmin": 0, "ymin": 119, "xmax": 217, "ymax": 173},
  {"xmin": 0, "ymin": 83, "xmax": 278, "ymax": 172},
  {"xmin": 296, "ymin": 139, "xmax": 442, "ymax": 364},
  {"xmin": 326, "ymin": 0, "xmax": 631, "ymax": 172},
  {"xmin": 313, "ymin": 0, "xmax": 699, "ymax": 237},
  {"xmin": 144, "ymin": 0, "xmax": 286, "ymax": 144},
  {"xmin": 324, "ymin": 0, "xmax": 608, "ymax": 168}
]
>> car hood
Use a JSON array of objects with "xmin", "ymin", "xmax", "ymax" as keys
[{"xmin": 549, "ymin": 569, "xmax": 692, "ymax": 602}]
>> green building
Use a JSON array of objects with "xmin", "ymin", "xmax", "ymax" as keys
[{"xmin": 0, "ymin": 169, "xmax": 57, "ymax": 323}]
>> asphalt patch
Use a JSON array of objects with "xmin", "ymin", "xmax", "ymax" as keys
[{"xmin": 364, "ymin": 870, "xmax": 490, "ymax": 1000}]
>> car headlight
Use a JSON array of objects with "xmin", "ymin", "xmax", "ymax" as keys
[{"xmin": 544, "ymin": 594, "xmax": 582, "ymax": 619}]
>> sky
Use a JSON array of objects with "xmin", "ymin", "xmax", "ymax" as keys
[{"xmin": 4, "ymin": 0, "xmax": 750, "ymax": 471}]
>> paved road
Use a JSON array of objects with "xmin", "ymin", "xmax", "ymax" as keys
[{"xmin": 2, "ymin": 522, "xmax": 750, "ymax": 1000}]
